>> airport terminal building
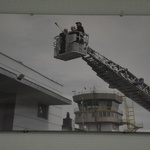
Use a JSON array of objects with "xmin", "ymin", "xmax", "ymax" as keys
[{"xmin": 0, "ymin": 52, "xmax": 71, "ymax": 131}]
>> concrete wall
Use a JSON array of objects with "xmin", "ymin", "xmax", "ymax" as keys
[
  {"xmin": 13, "ymin": 95, "xmax": 63, "ymax": 130},
  {"xmin": 101, "ymin": 123, "xmax": 119, "ymax": 131},
  {"xmin": 48, "ymin": 105, "xmax": 63, "ymax": 130},
  {"xmin": 0, "ymin": 132, "xmax": 149, "ymax": 150}
]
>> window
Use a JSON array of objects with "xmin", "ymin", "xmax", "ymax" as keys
[
  {"xmin": 99, "ymin": 112, "xmax": 102, "ymax": 117},
  {"xmin": 92, "ymin": 112, "xmax": 95, "ymax": 117},
  {"xmin": 112, "ymin": 101, "xmax": 119, "ymax": 110},
  {"xmin": 37, "ymin": 103, "xmax": 49, "ymax": 119},
  {"xmin": 107, "ymin": 101, "xmax": 112, "ymax": 110},
  {"xmin": 103, "ymin": 112, "xmax": 106, "ymax": 117}
]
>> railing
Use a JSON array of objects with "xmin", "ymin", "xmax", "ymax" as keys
[
  {"xmin": 74, "ymin": 106, "xmax": 123, "ymax": 115},
  {"xmin": 75, "ymin": 111, "xmax": 123, "ymax": 124},
  {"xmin": 122, "ymin": 119, "xmax": 143, "ymax": 132},
  {"xmin": 72, "ymin": 89, "xmax": 122, "ymax": 96},
  {"xmin": 54, "ymin": 33, "xmax": 89, "ymax": 53}
]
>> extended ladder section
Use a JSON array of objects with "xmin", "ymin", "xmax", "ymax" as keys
[{"xmin": 83, "ymin": 47, "xmax": 150, "ymax": 111}]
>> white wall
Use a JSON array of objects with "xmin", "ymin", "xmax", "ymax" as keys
[
  {"xmin": 13, "ymin": 95, "xmax": 63, "ymax": 131},
  {"xmin": 48, "ymin": 105, "xmax": 63, "ymax": 130}
]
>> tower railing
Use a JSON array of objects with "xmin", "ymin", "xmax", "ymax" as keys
[{"xmin": 74, "ymin": 106, "xmax": 123, "ymax": 115}]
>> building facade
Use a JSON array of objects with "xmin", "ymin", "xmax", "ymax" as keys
[{"xmin": 0, "ymin": 52, "xmax": 71, "ymax": 131}]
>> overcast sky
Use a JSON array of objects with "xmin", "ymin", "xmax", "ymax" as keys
[{"xmin": 0, "ymin": 14, "xmax": 150, "ymax": 132}]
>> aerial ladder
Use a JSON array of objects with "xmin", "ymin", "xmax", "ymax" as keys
[{"xmin": 54, "ymin": 31, "xmax": 150, "ymax": 112}]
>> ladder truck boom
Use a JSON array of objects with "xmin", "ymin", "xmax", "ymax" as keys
[
  {"xmin": 84, "ymin": 47, "xmax": 150, "ymax": 111},
  {"xmin": 54, "ymin": 32, "xmax": 150, "ymax": 111}
]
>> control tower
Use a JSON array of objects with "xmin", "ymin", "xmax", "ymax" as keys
[{"xmin": 73, "ymin": 92, "xmax": 123, "ymax": 131}]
